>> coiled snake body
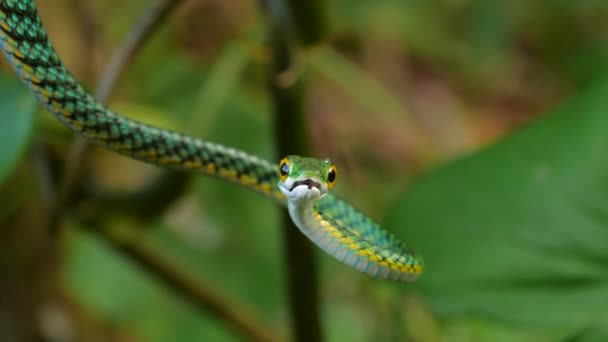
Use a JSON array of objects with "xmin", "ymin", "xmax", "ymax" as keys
[{"xmin": 0, "ymin": 0, "xmax": 423, "ymax": 282}]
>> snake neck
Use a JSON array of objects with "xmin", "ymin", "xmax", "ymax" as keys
[
  {"xmin": 286, "ymin": 198, "xmax": 320, "ymax": 239},
  {"xmin": 286, "ymin": 198, "xmax": 355, "ymax": 270},
  {"xmin": 287, "ymin": 195, "xmax": 423, "ymax": 282}
]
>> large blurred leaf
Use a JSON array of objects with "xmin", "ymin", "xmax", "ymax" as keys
[
  {"xmin": 385, "ymin": 79, "xmax": 608, "ymax": 332},
  {"xmin": 0, "ymin": 72, "xmax": 36, "ymax": 185}
]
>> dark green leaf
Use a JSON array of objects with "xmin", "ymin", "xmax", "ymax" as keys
[
  {"xmin": 385, "ymin": 80, "xmax": 608, "ymax": 330},
  {"xmin": 0, "ymin": 72, "xmax": 36, "ymax": 185}
]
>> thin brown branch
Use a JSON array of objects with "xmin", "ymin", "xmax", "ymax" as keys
[
  {"xmin": 47, "ymin": 290, "xmax": 136, "ymax": 342},
  {"xmin": 86, "ymin": 171, "xmax": 191, "ymax": 221},
  {"xmin": 97, "ymin": 225, "xmax": 281, "ymax": 342},
  {"xmin": 94, "ymin": 0, "xmax": 184, "ymax": 101},
  {"xmin": 50, "ymin": 0, "xmax": 186, "ymax": 232},
  {"xmin": 31, "ymin": 144, "xmax": 56, "ymax": 214}
]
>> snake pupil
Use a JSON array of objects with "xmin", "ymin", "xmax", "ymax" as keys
[
  {"xmin": 328, "ymin": 168, "xmax": 336, "ymax": 184},
  {"xmin": 280, "ymin": 162, "xmax": 289, "ymax": 176}
]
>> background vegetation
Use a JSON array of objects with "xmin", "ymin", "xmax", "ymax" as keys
[{"xmin": 1, "ymin": 0, "xmax": 608, "ymax": 341}]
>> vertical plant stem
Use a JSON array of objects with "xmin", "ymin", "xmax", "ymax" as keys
[
  {"xmin": 267, "ymin": 0, "xmax": 328, "ymax": 339},
  {"xmin": 271, "ymin": 37, "xmax": 323, "ymax": 342},
  {"xmin": 283, "ymin": 0, "xmax": 328, "ymax": 46},
  {"xmin": 266, "ymin": 0, "xmax": 327, "ymax": 341}
]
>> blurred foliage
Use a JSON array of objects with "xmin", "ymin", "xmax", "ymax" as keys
[
  {"xmin": 0, "ymin": 73, "xmax": 36, "ymax": 187},
  {"xmin": 1, "ymin": 0, "xmax": 608, "ymax": 341},
  {"xmin": 386, "ymin": 79, "xmax": 608, "ymax": 340}
]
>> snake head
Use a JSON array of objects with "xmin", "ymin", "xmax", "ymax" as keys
[{"xmin": 277, "ymin": 155, "xmax": 337, "ymax": 202}]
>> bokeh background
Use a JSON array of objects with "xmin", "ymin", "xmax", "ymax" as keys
[{"xmin": 2, "ymin": 0, "xmax": 608, "ymax": 341}]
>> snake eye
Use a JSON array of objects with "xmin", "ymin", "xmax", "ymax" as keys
[
  {"xmin": 279, "ymin": 157, "xmax": 290, "ymax": 182},
  {"xmin": 327, "ymin": 165, "xmax": 337, "ymax": 188}
]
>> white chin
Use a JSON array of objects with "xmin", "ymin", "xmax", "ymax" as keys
[{"xmin": 289, "ymin": 185, "xmax": 322, "ymax": 201}]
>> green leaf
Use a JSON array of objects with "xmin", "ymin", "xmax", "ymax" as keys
[
  {"xmin": 0, "ymin": 72, "xmax": 36, "ymax": 186},
  {"xmin": 62, "ymin": 228, "xmax": 234, "ymax": 342},
  {"xmin": 441, "ymin": 317, "xmax": 564, "ymax": 342},
  {"xmin": 385, "ymin": 80, "xmax": 608, "ymax": 331},
  {"xmin": 569, "ymin": 322, "xmax": 608, "ymax": 342}
]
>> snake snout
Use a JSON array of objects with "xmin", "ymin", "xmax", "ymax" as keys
[{"xmin": 290, "ymin": 179, "xmax": 322, "ymax": 191}]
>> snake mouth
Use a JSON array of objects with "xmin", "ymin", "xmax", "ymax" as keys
[{"xmin": 290, "ymin": 179, "xmax": 322, "ymax": 192}]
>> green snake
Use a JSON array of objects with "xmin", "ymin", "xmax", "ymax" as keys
[{"xmin": 0, "ymin": 0, "xmax": 423, "ymax": 282}]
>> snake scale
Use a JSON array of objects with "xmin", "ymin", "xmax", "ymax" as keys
[{"xmin": 0, "ymin": 0, "xmax": 423, "ymax": 282}]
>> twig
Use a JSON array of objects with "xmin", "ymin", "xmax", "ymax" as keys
[
  {"xmin": 44, "ymin": 289, "xmax": 137, "ymax": 341},
  {"xmin": 98, "ymin": 225, "xmax": 281, "ymax": 342},
  {"xmin": 50, "ymin": 0, "xmax": 186, "ymax": 232},
  {"xmin": 31, "ymin": 144, "xmax": 56, "ymax": 215},
  {"xmin": 84, "ymin": 171, "xmax": 191, "ymax": 221},
  {"xmin": 94, "ymin": 0, "xmax": 184, "ymax": 101}
]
